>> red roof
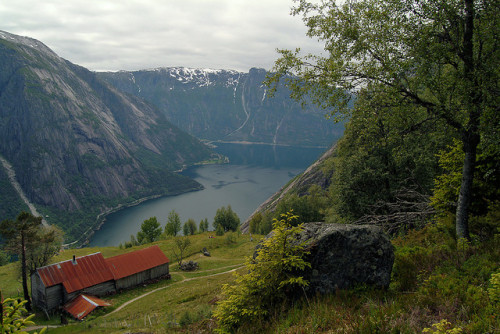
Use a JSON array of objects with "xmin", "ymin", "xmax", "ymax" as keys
[
  {"xmin": 63, "ymin": 294, "xmax": 110, "ymax": 320},
  {"xmin": 36, "ymin": 252, "xmax": 114, "ymax": 293},
  {"xmin": 105, "ymin": 245, "xmax": 169, "ymax": 280}
]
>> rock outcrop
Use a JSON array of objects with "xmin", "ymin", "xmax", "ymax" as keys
[{"xmin": 298, "ymin": 222, "xmax": 394, "ymax": 293}]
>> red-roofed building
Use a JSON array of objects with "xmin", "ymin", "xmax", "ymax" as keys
[
  {"xmin": 106, "ymin": 245, "xmax": 169, "ymax": 290},
  {"xmin": 31, "ymin": 246, "xmax": 169, "ymax": 314}
]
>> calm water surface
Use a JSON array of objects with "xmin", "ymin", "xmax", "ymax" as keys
[{"xmin": 89, "ymin": 143, "xmax": 326, "ymax": 246}]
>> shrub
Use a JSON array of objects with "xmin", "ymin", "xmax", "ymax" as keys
[{"xmin": 214, "ymin": 212, "xmax": 310, "ymax": 333}]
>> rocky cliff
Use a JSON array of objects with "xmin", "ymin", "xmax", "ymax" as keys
[
  {"xmin": 98, "ymin": 68, "xmax": 344, "ymax": 147},
  {"xmin": 0, "ymin": 30, "xmax": 214, "ymax": 242}
]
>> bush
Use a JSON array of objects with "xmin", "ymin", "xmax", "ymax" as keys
[{"xmin": 214, "ymin": 212, "xmax": 310, "ymax": 332}]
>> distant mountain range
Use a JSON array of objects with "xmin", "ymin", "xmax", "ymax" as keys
[
  {"xmin": 0, "ymin": 30, "xmax": 214, "ymax": 242},
  {"xmin": 98, "ymin": 67, "xmax": 343, "ymax": 147}
]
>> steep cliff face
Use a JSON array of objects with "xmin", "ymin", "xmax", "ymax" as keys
[
  {"xmin": 98, "ymin": 68, "xmax": 344, "ymax": 147},
  {"xmin": 0, "ymin": 31, "xmax": 213, "ymax": 241}
]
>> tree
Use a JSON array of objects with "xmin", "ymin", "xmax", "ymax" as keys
[
  {"xmin": 25, "ymin": 225, "xmax": 64, "ymax": 275},
  {"xmin": 165, "ymin": 210, "xmax": 182, "ymax": 236},
  {"xmin": 199, "ymin": 218, "xmax": 209, "ymax": 233},
  {"xmin": 213, "ymin": 205, "xmax": 240, "ymax": 233},
  {"xmin": 137, "ymin": 217, "xmax": 162, "ymax": 244},
  {"xmin": 172, "ymin": 237, "xmax": 191, "ymax": 266},
  {"xmin": 183, "ymin": 219, "xmax": 197, "ymax": 236},
  {"xmin": 214, "ymin": 212, "xmax": 310, "ymax": 332},
  {"xmin": 267, "ymin": 0, "xmax": 499, "ymax": 240},
  {"xmin": 0, "ymin": 212, "xmax": 43, "ymax": 311}
]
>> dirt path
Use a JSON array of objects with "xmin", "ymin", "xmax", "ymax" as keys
[
  {"xmin": 104, "ymin": 265, "xmax": 243, "ymax": 317},
  {"xmin": 0, "ymin": 155, "xmax": 48, "ymax": 226}
]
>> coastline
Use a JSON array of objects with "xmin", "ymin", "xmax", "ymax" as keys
[
  {"xmin": 80, "ymin": 157, "xmax": 228, "ymax": 247},
  {"xmin": 80, "ymin": 184, "xmax": 205, "ymax": 247}
]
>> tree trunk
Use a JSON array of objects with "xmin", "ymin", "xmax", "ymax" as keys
[
  {"xmin": 455, "ymin": 0, "xmax": 480, "ymax": 241},
  {"xmin": 455, "ymin": 134, "xmax": 478, "ymax": 240},
  {"xmin": 21, "ymin": 232, "xmax": 32, "ymax": 311}
]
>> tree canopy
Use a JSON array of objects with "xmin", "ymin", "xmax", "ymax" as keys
[
  {"xmin": 213, "ymin": 205, "xmax": 240, "ymax": 233},
  {"xmin": 165, "ymin": 210, "xmax": 182, "ymax": 236},
  {"xmin": 137, "ymin": 216, "xmax": 162, "ymax": 244},
  {"xmin": 267, "ymin": 0, "xmax": 499, "ymax": 239}
]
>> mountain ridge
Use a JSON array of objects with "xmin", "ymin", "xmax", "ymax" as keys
[
  {"xmin": 0, "ymin": 30, "xmax": 214, "ymax": 242},
  {"xmin": 98, "ymin": 67, "xmax": 344, "ymax": 147}
]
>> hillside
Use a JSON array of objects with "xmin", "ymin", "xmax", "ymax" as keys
[
  {"xmin": 97, "ymin": 68, "xmax": 344, "ymax": 147},
  {"xmin": 0, "ymin": 30, "xmax": 215, "ymax": 242}
]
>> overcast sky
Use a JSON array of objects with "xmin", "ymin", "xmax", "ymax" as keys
[{"xmin": 0, "ymin": 0, "xmax": 325, "ymax": 72}]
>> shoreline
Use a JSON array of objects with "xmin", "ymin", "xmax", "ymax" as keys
[
  {"xmin": 207, "ymin": 140, "xmax": 329, "ymax": 149},
  {"xmin": 81, "ymin": 184, "xmax": 205, "ymax": 247}
]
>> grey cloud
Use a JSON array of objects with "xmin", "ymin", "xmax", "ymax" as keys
[{"xmin": 0, "ymin": 0, "xmax": 324, "ymax": 72}]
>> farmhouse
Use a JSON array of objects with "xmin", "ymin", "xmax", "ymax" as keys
[{"xmin": 31, "ymin": 245, "xmax": 169, "ymax": 317}]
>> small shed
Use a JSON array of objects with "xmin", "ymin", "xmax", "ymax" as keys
[
  {"xmin": 63, "ymin": 294, "xmax": 110, "ymax": 320},
  {"xmin": 106, "ymin": 245, "xmax": 170, "ymax": 290}
]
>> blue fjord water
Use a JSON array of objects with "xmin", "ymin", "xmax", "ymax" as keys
[{"xmin": 89, "ymin": 143, "xmax": 327, "ymax": 247}]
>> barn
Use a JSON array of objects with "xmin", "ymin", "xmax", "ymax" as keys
[{"xmin": 31, "ymin": 245, "xmax": 169, "ymax": 316}]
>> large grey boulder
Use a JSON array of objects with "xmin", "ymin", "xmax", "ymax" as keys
[{"xmin": 297, "ymin": 222, "xmax": 394, "ymax": 294}]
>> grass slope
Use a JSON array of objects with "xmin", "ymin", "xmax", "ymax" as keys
[{"xmin": 1, "ymin": 219, "xmax": 498, "ymax": 333}]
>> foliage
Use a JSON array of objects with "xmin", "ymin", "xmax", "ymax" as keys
[
  {"xmin": 214, "ymin": 212, "xmax": 310, "ymax": 333},
  {"xmin": 136, "ymin": 217, "xmax": 162, "ymax": 244},
  {"xmin": 422, "ymin": 319, "xmax": 463, "ymax": 334},
  {"xmin": 432, "ymin": 140, "xmax": 500, "ymax": 219},
  {"xmin": 326, "ymin": 88, "xmax": 450, "ymax": 223},
  {"xmin": 267, "ymin": 0, "xmax": 500, "ymax": 240},
  {"xmin": 172, "ymin": 237, "xmax": 191, "ymax": 266},
  {"xmin": 0, "ymin": 249, "xmax": 10, "ymax": 266},
  {"xmin": 488, "ymin": 271, "xmax": 500, "ymax": 305},
  {"xmin": 199, "ymin": 218, "xmax": 209, "ymax": 233},
  {"xmin": 213, "ymin": 205, "xmax": 240, "ymax": 233},
  {"xmin": 165, "ymin": 210, "xmax": 182, "ymax": 236},
  {"xmin": 1, "ymin": 294, "xmax": 45, "ymax": 334},
  {"xmin": 25, "ymin": 225, "xmax": 64, "ymax": 274},
  {"xmin": 183, "ymin": 219, "xmax": 197, "ymax": 236},
  {"xmin": 215, "ymin": 224, "xmax": 225, "ymax": 236}
]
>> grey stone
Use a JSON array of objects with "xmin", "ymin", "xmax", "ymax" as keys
[
  {"xmin": 179, "ymin": 261, "xmax": 198, "ymax": 271},
  {"xmin": 296, "ymin": 222, "xmax": 394, "ymax": 294},
  {"xmin": 202, "ymin": 247, "xmax": 211, "ymax": 257}
]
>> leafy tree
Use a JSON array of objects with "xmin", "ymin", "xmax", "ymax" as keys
[
  {"xmin": 213, "ymin": 205, "xmax": 240, "ymax": 233},
  {"xmin": 183, "ymin": 219, "xmax": 197, "ymax": 236},
  {"xmin": 165, "ymin": 210, "xmax": 182, "ymax": 236},
  {"xmin": 267, "ymin": 0, "xmax": 500, "ymax": 240},
  {"xmin": 137, "ymin": 217, "xmax": 162, "ymax": 244},
  {"xmin": 25, "ymin": 225, "xmax": 64, "ymax": 274},
  {"xmin": 325, "ymin": 88, "xmax": 451, "ymax": 223},
  {"xmin": 214, "ymin": 212, "xmax": 310, "ymax": 332},
  {"xmin": 172, "ymin": 237, "xmax": 191, "ymax": 266},
  {"xmin": 0, "ymin": 212, "xmax": 43, "ymax": 311},
  {"xmin": 199, "ymin": 218, "xmax": 209, "ymax": 233}
]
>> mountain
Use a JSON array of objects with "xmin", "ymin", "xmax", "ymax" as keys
[
  {"xmin": 0, "ymin": 31, "xmax": 214, "ymax": 243},
  {"xmin": 97, "ymin": 68, "xmax": 344, "ymax": 147}
]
